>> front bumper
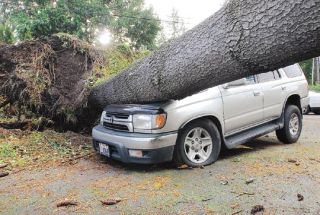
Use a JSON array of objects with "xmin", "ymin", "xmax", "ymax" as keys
[{"xmin": 92, "ymin": 125, "xmax": 178, "ymax": 164}]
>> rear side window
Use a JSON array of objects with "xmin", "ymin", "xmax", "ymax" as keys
[{"xmin": 283, "ymin": 64, "xmax": 302, "ymax": 78}]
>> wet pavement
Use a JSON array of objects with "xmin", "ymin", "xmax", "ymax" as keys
[{"xmin": 0, "ymin": 115, "xmax": 320, "ymax": 214}]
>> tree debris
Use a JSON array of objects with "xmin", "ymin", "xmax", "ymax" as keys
[
  {"xmin": 0, "ymin": 163, "xmax": 8, "ymax": 169},
  {"xmin": 231, "ymin": 203, "xmax": 240, "ymax": 209},
  {"xmin": 221, "ymin": 180, "xmax": 229, "ymax": 185},
  {"xmin": 251, "ymin": 205, "xmax": 265, "ymax": 214},
  {"xmin": 177, "ymin": 164, "xmax": 192, "ymax": 170},
  {"xmin": 297, "ymin": 193, "xmax": 304, "ymax": 201},
  {"xmin": 56, "ymin": 199, "xmax": 78, "ymax": 207},
  {"xmin": 0, "ymin": 172, "xmax": 9, "ymax": 177},
  {"xmin": 101, "ymin": 198, "xmax": 122, "ymax": 206},
  {"xmin": 201, "ymin": 198, "xmax": 213, "ymax": 202},
  {"xmin": 233, "ymin": 191, "xmax": 255, "ymax": 197},
  {"xmin": 245, "ymin": 178, "xmax": 255, "ymax": 185},
  {"xmin": 288, "ymin": 159, "xmax": 298, "ymax": 163},
  {"xmin": 232, "ymin": 210, "xmax": 243, "ymax": 215}
]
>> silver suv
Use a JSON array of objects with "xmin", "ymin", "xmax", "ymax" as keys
[{"xmin": 92, "ymin": 64, "xmax": 309, "ymax": 167}]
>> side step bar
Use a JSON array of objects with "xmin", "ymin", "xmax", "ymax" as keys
[{"xmin": 224, "ymin": 120, "xmax": 282, "ymax": 149}]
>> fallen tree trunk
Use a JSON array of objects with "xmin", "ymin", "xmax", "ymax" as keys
[{"xmin": 90, "ymin": 0, "xmax": 320, "ymax": 108}]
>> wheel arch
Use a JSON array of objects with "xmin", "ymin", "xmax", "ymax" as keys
[
  {"xmin": 179, "ymin": 115, "xmax": 226, "ymax": 148},
  {"xmin": 284, "ymin": 94, "xmax": 302, "ymax": 114}
]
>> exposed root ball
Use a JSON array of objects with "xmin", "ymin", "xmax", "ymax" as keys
[{"xmin": 0, "ymin": 34, "xmax": 103, "ymax": 129}]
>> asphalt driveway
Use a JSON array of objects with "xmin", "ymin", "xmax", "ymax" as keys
[{"xmin": 0, "ymin": 115, "xmax": 320, "ymax": 214}]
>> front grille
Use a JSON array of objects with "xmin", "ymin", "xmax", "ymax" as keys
[
  {"xmin": 103, "ymin": 122, "xmax": 129, "ymax": 131},
  {"xmin": 106, "ymin": 113, "xmax": 129, "ymax": 120}
]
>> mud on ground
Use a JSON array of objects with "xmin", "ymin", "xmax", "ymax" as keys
[{"xmin": 0, "ymin": 115, "xmax": 320, "ymax": 214}]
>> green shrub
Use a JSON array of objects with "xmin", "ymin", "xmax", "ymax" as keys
[
  {"xmin": 94, "ymin": 44, "xmax": 150, "ymax": 85},
  {"xmin": 310, "ymin": 84, "xmax": 320, "ymax": 92}
]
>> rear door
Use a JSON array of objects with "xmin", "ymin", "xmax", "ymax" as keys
[
  {"xmin": 219, "ymin": 76, "xmax": 264, "ymax": 135},
  {"xmin": 258, "ymin": 71, "xmax": 284, "ymax": 120}
]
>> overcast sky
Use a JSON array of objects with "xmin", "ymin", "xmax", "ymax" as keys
[{"xmin": 145, "ymin": 0, "xmax": 226, "ymax": 29}]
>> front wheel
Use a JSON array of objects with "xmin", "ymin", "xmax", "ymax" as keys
[
  {"xmin": 276, "ymin": 105, "xmax": 302, "ymax": 144},
  {"xmin": 173, "ymin": 119, "xmax": 221, "ymax": 167}
]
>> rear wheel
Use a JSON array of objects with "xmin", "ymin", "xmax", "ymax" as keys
[
  {"xmin": 313, "ymin": 109, "xmax": 320, "ymax": 115},
  {"xmin": 276, "ymin": 105, "xmax": 302, "ymax": 144},
  {"xmin": 173, "ymin": 119, "xmax": 221, "ymax": 167},
  {"xmin": 304, "ymin": 106, "xmax": 310, "ymax": 115}
]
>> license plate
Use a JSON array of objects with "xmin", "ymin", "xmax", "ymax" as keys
[{"xmin": 99, "ymin": 143, "xmax": 110, "ymax": 157}]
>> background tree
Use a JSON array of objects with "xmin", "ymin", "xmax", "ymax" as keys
[
  {"xmin": 168, "ymin": 8, "xmax": 186, "ymax": 40},
  {"xmin": 0, "ymin": 0, "xmax": 161, "ymax": 49},
  {"xmin": 156, "ymin": 8, "xmax": 187, "ymax": 47},
  {"xmin": 300, "ymin": 60, "xmax": 313, "ymax": 84}
]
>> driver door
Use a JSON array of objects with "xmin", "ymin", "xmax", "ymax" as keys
[{"xmin": 219, "ymin": 76, "xmax": 264, "ymax": 135}]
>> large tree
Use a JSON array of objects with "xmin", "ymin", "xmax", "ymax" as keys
[
  {"xmin": 90, "ymin": 0, "xmax": 320, "ymax": 108},
  {"xmin": 0, "ymin": 0, "xmax": 161, "ymax": 49}
]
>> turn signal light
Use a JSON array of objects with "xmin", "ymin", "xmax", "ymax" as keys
[{"xmin": 155, "ymin": 114, "xmax": 167, "ymax": 129}]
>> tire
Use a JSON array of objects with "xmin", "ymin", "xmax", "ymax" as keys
[
  {"xmin": 304, "ymin": 106, "xmax": 310, "ymax": 115},
  {"xmin": 276, "ymin": 105, "xmax": 302, "ymax": 144},
  {"xmin": 173, "ymin": 119, "xmax": 221, "ymax": 167}
]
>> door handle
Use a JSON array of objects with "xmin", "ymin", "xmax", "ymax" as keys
[{"xmin": 253, "ymin": 91, "xmax": 262, "ymax": 96}]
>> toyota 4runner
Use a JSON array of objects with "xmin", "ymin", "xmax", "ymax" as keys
[{"xmin": 92, "ymin": 64, "xmax": 309, "ymax": 167}]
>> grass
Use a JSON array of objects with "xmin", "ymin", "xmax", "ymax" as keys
[
  {"xmin": 0, "ymin": 144, "xmax": 17, "ymax": 158},
  {"xmin": 0, "ymin": 127, "xmax": 93, "ymax": 169},
  {"xmin": 310, "ymin": 84, "xmax": 320, "ymax": 92}
]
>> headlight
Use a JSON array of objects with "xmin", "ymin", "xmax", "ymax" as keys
[
  {"xmin": 133, "ymin": 113, "xmax": 167, "ymax": 130},
  {"xmin": 100, "ymin": 111, "xmax": 106, "ymax": 125}
]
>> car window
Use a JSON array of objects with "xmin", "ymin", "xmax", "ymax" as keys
[
  {"xmin": 258, "ymin": 71, "xmax": 282, "ymax": 83},
  {"xmin": 245, "ymin": 76, "xmax": 256, "ymax": 85},
  {"xmin": 227, "ymin": 75, "xmax": 256, "ymax": 87},
  {"xmin": 283, "ymin": 64, "xmax": 302, "ymax": 78},
  {"xmin": 259, "ymin": 72, "xmax": 275, "ymax": 83}
]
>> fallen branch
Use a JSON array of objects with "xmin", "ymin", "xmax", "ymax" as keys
[
  {"xmin": 56, "ymin": 200, "xmax": 78, "ymax": 207},
  {"xmin": 0, "ymin": 172, "xmax": 9, "ymax": 178},
  {"xmin": 101, "ymin": 198, "xmax": 122, "ymax": 206},
  {"xmin": 0, "ymin": 163, "xmax": 8, "ymax": 169}
]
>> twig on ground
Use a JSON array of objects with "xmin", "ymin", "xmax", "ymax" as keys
[
  {"xmin": 202, "ymin": 197, "xmax": 213, "ymax": 202},
  {"xmin": 100, "ymin": 198, "xmax": 123, "ymax": 206},
  {"xmin": 232, "ymin": 210, "xmax": 243, "ymax": 215},
  {"xmin": 232, "ymin": 191, "xmax": 255, "ymax": 197}
]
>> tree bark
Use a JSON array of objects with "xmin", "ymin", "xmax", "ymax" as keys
[{"xmin": 90, "ymin": 0, "xmax": 320, "ymax": 108}]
